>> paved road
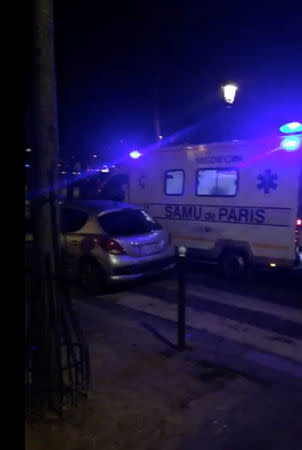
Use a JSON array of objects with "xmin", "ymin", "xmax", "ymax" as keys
[
  {"xmin": 178, "ymin": 260, "xmax": 301, "ymax": 308},
  {"xmin": 73, "ymin": 262, "xmax": 302, "ymax": 383}
]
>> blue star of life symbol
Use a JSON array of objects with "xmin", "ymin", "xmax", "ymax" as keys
[{"xmin": 257, "ymin": 169, "xmax": 278, "ymax": 194}]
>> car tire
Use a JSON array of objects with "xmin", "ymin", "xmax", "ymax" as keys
[
  {"xmin": 79, "ymin": 257, "xmax": 107, "ymax": 294},
  {"xmin": 220, "ymin": 250, "xmax": 248, "ymax": 280}
]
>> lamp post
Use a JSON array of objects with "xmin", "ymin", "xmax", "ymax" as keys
[{"xmin": 221, "ymin": 82, "xmax": 239, "ymax": 141}]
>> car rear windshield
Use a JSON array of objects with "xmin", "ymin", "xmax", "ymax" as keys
[{"xmin": 98, "ymin": 209, "xmax": 162, "ymax": 236}]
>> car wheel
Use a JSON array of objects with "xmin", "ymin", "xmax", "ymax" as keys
[
  {"xmin": 79, "ymin": 258, "xmax": 107, "ymax": 294},
  {"xmin": 220, "ymin": 250, "xmax": 248, "ymax": 280}
]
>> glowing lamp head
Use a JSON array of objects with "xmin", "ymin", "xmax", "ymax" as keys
[
  {"xmin": 280, "ymin": 121, "xmax": 302, "ymax": 134},
  {"xmin": 297, "ymin": 218, "xmax": 302, "ymax": 227},
  {"xmin": 222, "ymin": 83, "xmax": 238, "ymax": 104},
  {"xmin": 129, "ymin": 150, "xmax": 142, "ymax": 159},
  {"xmin": 281, "ymin": 135, "xmax": 301, "ymax": 152}
]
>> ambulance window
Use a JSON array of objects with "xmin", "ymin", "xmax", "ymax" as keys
[
  {"xmin": 196, "ymin": 169, "xmax": 238, "ymax": 196},
  {"xmin": 165, "ymin": 170, "xmax": 184, "ymax": 195}
]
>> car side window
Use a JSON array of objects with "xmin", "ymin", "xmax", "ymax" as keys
[{"xmin": 60, "ymin": 208, "xmax": 88, "ymax": 233}]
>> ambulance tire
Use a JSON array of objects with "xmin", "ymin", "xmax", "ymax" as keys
[{"xmin": 220, "ymin": 250, "xmax": 248, "ymax": 280}]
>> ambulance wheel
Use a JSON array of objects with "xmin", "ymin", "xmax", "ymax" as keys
[{"xmin": 220, "ymin": 250, "xmax": 248, "ymax": 280}]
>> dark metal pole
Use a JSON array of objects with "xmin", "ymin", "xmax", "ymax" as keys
[
  {"xmin": 177, "ymin": 246, "xmax": 187, "ymax": 350},
  {"xmin": 153, "ymin": 76, "xmax": 161, "ymax": 142},
  {"xmin": 29, "ymin": 0, "xmax": 61, "ymax": 412}
]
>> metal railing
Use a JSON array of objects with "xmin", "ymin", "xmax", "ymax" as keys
[{"xmin": 25, "ymin": 249, "xmax": 90, "ymax": 416}]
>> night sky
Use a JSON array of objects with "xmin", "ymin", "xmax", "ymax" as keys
[{"xmin": 50, "ymin": 1, "xmax": 302, "ymax": 163}]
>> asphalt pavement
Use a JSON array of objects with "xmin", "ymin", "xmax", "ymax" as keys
[
  {"xmin": 179, "ymin": 385, "xmax": 302, "ymax": 450},
  {"xmin": 53, "ymin": 263, "xmax": 302, "ymax": 450},
  {"xmin": 73, "ymin": 261, "xmax": 302, "ymax": 385}
]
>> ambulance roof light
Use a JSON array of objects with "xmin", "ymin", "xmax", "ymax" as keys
[
  {"xmin": 279, "ymin": 121, "xmax": 302, "ymax": 134},
  {"xmin": 281, "ymin": 135, "xmax": 301, "ymax": 152}
]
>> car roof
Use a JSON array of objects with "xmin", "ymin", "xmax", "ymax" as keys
[{"xmin": 60, "ymin": 200, "xmax": 139, "ymax": 215}]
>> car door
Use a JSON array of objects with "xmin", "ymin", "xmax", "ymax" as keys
[{"xmin": 60, "ymin": 207, "xmax": 89, "ymax": 277}]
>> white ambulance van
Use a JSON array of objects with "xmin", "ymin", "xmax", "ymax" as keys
[{"xmin": 106, "ymin": 134, "xmax": 302, "ymax": 277}]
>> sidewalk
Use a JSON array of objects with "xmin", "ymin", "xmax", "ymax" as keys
[
  {"xmin": 180, "ymin": 386, "xmax": 302, "ymax": 450},
  {"xmin": 26, "ymin": 297, "xmax": 302, "ymax": 450}
]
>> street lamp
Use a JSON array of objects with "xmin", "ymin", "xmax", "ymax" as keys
[
  {"xmin": 222, "ymin": 82, "xmax": 238, "ymax": 105},
  {"xmin": 221, "ymin": 82, "xmax": 239, "ymax": 141}
]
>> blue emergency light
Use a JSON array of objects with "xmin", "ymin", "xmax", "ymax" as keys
[
  {"xmin": 279, "ymin": 121, "xmax": 302, "ymax": 134},
  {"xmin": 281, "ymin": 135, "xmax": 301, "ymax": 152},
  {"xmin": 129, "ymin": 150, "xmax": 142, "ymax": 159}
]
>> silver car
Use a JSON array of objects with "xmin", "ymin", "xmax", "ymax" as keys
[{"xmin": 59, "ymin": 200, "xmax": 175, "ymax": 292}]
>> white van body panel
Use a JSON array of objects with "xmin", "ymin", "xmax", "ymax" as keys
[{"xmin": 118, "ymin": 138, "xmax": 302, "ymax": 268}]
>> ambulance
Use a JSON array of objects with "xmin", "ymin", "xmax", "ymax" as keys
[{"xmin": 102, "ymin": 131, "xmax": 302, "ymax": 278}]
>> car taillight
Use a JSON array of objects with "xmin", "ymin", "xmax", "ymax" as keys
[
  {"xmin": 97, "ymin": 236, "xmax": 126, "ymax": 255},
  {"xmin": 297, "ymin": 218, "xmax": 302, "ymax": 227}
]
